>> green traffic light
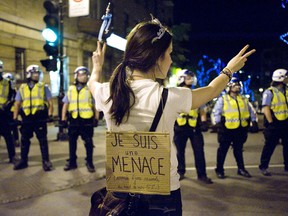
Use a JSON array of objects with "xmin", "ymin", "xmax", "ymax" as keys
[{"xmin": 42, "ymin": 28, "xmax": 57, "ymax": 43}]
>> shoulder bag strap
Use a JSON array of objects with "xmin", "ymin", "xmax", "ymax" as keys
[{"xmin": 149, "ymin": 88, "xmax": 168, "ymax": 132}]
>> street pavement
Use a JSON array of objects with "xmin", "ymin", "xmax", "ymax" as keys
[{"xmin": 0, "ymin": 117, "xmax": 288, "ymax": 216}]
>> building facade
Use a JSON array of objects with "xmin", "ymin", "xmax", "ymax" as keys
[{"xmin": 0, "ymin": 0, "xmax": 173, "ymax": 111}]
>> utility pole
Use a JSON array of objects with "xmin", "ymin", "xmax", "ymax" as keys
[{"xmin": 41, "ymin": 0, "xmax": 67, "ymax": 140}]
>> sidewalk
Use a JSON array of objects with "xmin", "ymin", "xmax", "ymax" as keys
[{"xmin": 0, "ymin": 123, "xmax": 106, "ymax": 204}]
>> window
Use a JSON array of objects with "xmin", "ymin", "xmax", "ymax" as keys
[
  {"xmin": 83, "ymin": 51, "xmax": 92, "ymax": 70},
  {"xmin": 15, "ymin": 48, "xmax": 26, "ymax": 80}
]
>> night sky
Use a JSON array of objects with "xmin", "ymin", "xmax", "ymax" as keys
[{"xmin": 173, "ymin": 0, "xmax": 288, "ymax": 73}]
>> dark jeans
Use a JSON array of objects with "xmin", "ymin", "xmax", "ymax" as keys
[
  {"xmin": 90, "ymin": 189, "xmax": 182, "ymax": 216},
  {"xmin": 174, "ymin": 126, "xmax": 207, "ymax": 177},
  {"xmin": 259, "ymin": 124, "xmax": 288, "ymax": 170},
  {"xmin": 121, "ymin": 189, "xmax": 182, "ymax": 216},
  {"xmin": 216, "ymin": 126, "xmax": 248, "ymax": 172}
]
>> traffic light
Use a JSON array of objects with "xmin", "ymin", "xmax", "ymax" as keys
[
  {"xmin": 41, "ymin": 0, "xmax": 59, "ymax": 71},
  {"xmin": 43, "ymin": 0, "xmax": 59, "ymax": 56},
  {"xmin": 40, "ymin": 58, "xmax": 57, "ymax": 71}
]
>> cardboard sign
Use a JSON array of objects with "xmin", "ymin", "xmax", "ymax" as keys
[{"xmin": 106, "ymin": 131, "xmax": 170, "ymax": 195}]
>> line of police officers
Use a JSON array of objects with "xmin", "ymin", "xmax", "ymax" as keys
[
  {"xmin": 0, "ymin": 61, "xmax": 97, "ymax": 173},
  {"xmin": 1, "ymin": 61, "xmax": 287, "ymax": 178},
  {"xmin": 174, "ymin": 68, "xmax": 288, "ymax": 183}
]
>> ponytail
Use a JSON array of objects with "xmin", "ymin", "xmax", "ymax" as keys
[{"xmin": 106, "ymin": 62, "xmax": 135, "ymax": 125}]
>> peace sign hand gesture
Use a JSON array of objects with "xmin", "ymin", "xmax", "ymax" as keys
[
  {"xmin": 88, "ymin": 41, "xmax": 107, "ymax": 88},
  {"xmin": 226, "ymin": 45, "xmax": 256, "ymax": 73},
  {"xmin": 92, "ymin": 41, "xmax": 107, "ymax": 68}
]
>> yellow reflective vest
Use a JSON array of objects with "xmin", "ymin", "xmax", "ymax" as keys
[
  {"xmin": 176, "ymin": 109, "xmax": 198, "ymax": 127},
  {"xmin": 222, "ymin": 94, "xmax": 250, "ymax": 129},
  {"xmin": 269, "ymin": 87, "xmax": 288, "ymax": 121},
  {"xmin": 67, "ymin": 85, "xmax": 94, "ymax": 119},
  {"xmin": 0, "ymin": 78, "xmax": 9, "ymax": 109},
  {"xmin": 19, "ymin": 82, "xmax": 46, "ymax": 116}
]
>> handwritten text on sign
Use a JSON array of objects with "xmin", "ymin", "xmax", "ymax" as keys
[{"xmin": 106, "ymin": 131, "xmax": 170, "ymax": 195}]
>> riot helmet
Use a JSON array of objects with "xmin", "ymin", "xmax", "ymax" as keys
[
  {"xmin": 272, "ymin": 69, "xmax": 287, "ymax": 82},
  {"xmin": 74, "ymin": 66, "xmax": 90, "ymax": 84},
  {"xmin": 177, "ymin": 69, "xmax": 197, "ymax": 87},
  {"xmin": 3, "ymin": 73, "xmax": 16, "ymax": 89},
  {"xmin": 26, "ymin": 65, "xmax": 41, "ymax": 83},
  {"xmin": 226, "ymin": 76, "xmax": 242, "ymax": 94},
  {"xmin": 3, "ymin": 73, "xmax": 15, "ymax": 81}
]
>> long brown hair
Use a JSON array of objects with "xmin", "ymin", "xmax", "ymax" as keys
[{"xmin": 107, "ymin": 19, "xmax": 172, "ymax": 126}]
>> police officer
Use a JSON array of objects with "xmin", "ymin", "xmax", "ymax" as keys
[
  {"xmin": 0, "ymin": 60, "xmax": 17, "ymax": 163},
  {"xmin": 3, "ymin": 72, "xmax": 20, "ymax": 147},
  {"xmin": 174, "ymin": 69, "xmax": 213, "ymax": 184},
  {"xmin": 213, "ymin": 75, "xmax": 257, "ymax": 179},
  {"xmin": 259, "ymin": 69, "xmax": 288, "ymax": 176},
  {"xmin": 62, "ymin": 66, "xmax": 97, "ymax": 173},
  {"xmin": 13, "ymin": 65, "xmax": 53, "ymax": 171}
]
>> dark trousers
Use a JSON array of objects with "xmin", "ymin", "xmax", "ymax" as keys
[
  {"xmin": 259, "ymin": 125, "xmax": 288, "ymax": 169},
  {"xmin": 0, "ymin": 113, "xmax": 15, "ymax": 160},
  {"xmin": 20, "ymin": 120, "xmax": 49, "ymax": 162},
  {"xmin": 216, "ymin": 127, "xmax": 248, "ymax": 172},
  {"xmin": 174, "ymin": 126, "xmax": 207, "ymax": 178},
  {"xmin": 8, "ymin": 111, "xmax": 19, "ymax": 144},
  {"xmin": 12, "ymin": 125, "xmax": 19, "ymax": 144},
  {"xmin": 120, "ymin": 189, "xmax": 182, "ymax": 216},
  {"xmin": 67, "ymin": 118, "xmax": 94, "ymax": 164}
]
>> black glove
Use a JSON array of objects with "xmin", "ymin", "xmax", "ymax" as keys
[
  {"xmin": 1, "ymin": 101, "xmax": 12, "ymax": 112},
  {"xmin": 60, "ymin": 120, "xmax": 68, "ymax": 128},
  {"xmin": 267, "ymin": 122, "xmax": 276, "ymax": 130},
  {"xmin": 215, "ymin": 122, "xmax": 224, "ymax": 133},
  {"xmin": 10, "ymin": 119, "xmax": 22, "ymax": 126},
  {"xmin": 249, "ymin": 121, "xmax": 259, "ymax": 133},
  {"xmin": 93, "ymin": 119, "xmax": 99, "ymax": 127},
  {"xmin": 200, "ymin": 121, "xmax": 209, "ymax": 132},
  {"xmin": 215, "ymin": 122, "xmax": 222, "ymax": 128},
  {"xmin": 47, "ymin": 115, "xmax": 54, "ymax": 123}
]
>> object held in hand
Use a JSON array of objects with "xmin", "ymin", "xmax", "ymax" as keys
[{"xmin": 98, "ymin": 2, "xmax": 112, "ymax": 42}]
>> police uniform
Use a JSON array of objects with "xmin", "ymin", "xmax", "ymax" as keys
[
  {"xmin": 0, "ymin": 73, "xmax": 16, "ymax": 163},
  {"xmin": 3, "ymin": 73, "xmax": 20, "ymax": 147},
  {"xmin": 173, "ymin": 69, "xmax": 212, "ymax": 184},
  {"xmin": 259, "ymin": 69, "xmax": 288, "ymax": 175},
  {"xmin": 13, "ymin": 65, "xmax": 53, "ymax": 171},
  {"xmin": 213, "ymin": 79, "xmax": 256, "ymax": 178},
  {"xmin": 174, "ymin": 106, "xmax": 212, "ymax": 183},
  {"xmin": 62, "ymin": 66, "xmax": 96, "ymax": 173}
]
